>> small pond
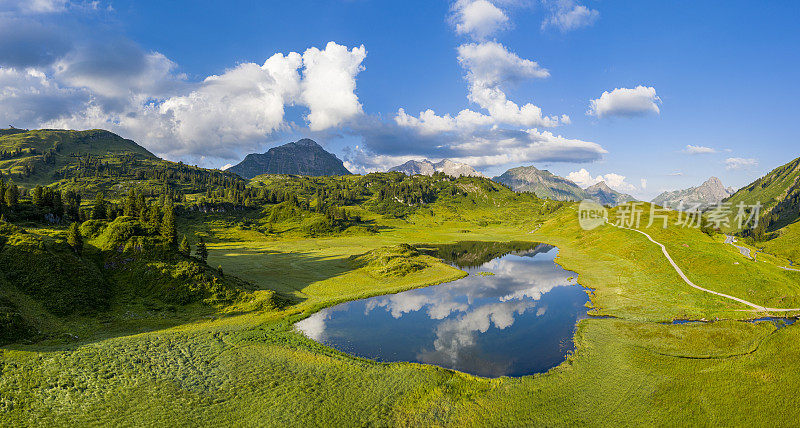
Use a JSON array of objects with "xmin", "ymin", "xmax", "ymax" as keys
[{"xmin": 295, "ymin": 242, "xmax": 591, "ymax": 377}]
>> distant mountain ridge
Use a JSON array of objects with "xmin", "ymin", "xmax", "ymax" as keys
[
  {"xmin": 389, "ymin": 159, "xmax": 482, "ymax": 178},
  {"xmin": 227, "ymin": 139, "xmax": 350, "ymax": 179},
  {"xmin": 492, "ymin": 165, "xmax": 635, "ymax": 205},
  {"xmin": 652, "ymin": 176, "xmax": 736, "ymax": 209},
  {"xmin": 584, "ymin": 181, "xmax": 637, "ymax": 206},
  {"xmin": 492, "ymin": 165, "xmax": 586, "ymax": 201}
]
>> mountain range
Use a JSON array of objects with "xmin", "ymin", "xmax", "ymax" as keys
[
  {"xmin": 651, "ymin": 176, "xmax": 736, "ymax": 209},
  {"xmin": 226, "ymin": 139, "xmax": 350, "ymax": 179},
  {"xmin": 492, "ymin": 165, "xmax": 636, "ymax": 205},
  {"xmin": 389, "ymin": 159, "xmax": 482, "ymax": 178}
]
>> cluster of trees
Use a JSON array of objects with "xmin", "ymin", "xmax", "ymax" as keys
[
  {"xmin": 89, "ymin": 190, "xmax": 178, "ymax": 246},
  {"xmin": 2, "ymin": 180, "xmax": 81, "ymax": 223},
  {"xmin": 0, "ymin": 147, "xmax": 37, "ymax": 160},
  {"xmin": 0, "ymin": 178, "xmax": 19, "ymax": 218},
  {"xmin": 51, "ymin": 154, "xmax": 246, "ymax": 201},
  {"xmin": 65, "ymin": 190, "xmax": 209, "ymax": 264}
]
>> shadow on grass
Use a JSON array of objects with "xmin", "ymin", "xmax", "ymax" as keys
[
  {"xmin": 2, "ymin": 248, "xmax": 357, "ymax": 352},
  {"xmin": 209, "ymin": 247, "xmax": 358, "ymax": 301}
]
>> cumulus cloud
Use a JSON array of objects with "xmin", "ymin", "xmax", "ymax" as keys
[
  {"xmin": 394, "ymin": 41, "xmax": 565, "ymax": 138},
  {"xmin": 53, "ymin": 40, "xmax": 183, "ymax": 105},
  {"xmin": 587, "ymin": 85, "xmax": 661, "ymax": 118},
  {"xmin": 541, "ymin": 0, "xmax": 599, "ymax": 32},
  {"xmin": 459, "ymin": 41, "xmax": 551, "ymax": 86},
  {"xmin": 725, "ymin": 157, "xmax": 758, "ymax": 170},
  {"xmin": 143, "ymin": 52, "xmax": 304, "ymax": 158},
  {"xmin": 301, "ymin": 42, "xmax": 366, "ymax": 131},
  {"xmin": 3, "ymin": 25, "xmax": 366, "ymax": 163},
  {"xmin": 682, "ymin": 144, "xmax": 717, "ymax": 154},
  {"xmin": 0, "ymin": 67, "xmax": 90, "ymax": 124},
  {"xmin": 452, "ymin": 0, "xmax": 510, "ymax": 40},
  {"xmin": 567, "ymin": 168, "xmax": 639, "ymax": 193}
]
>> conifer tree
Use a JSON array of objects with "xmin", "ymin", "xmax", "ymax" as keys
[
  {"xmin": 91, "ymin": 193, "xmax": 106, "ymax": 219},
  {"xmin": 196, "ymin": 237, "xmax": 208, "ymax": 263},
  {"xmin": 32, "ymin": 185, "xmax": 43, "ymax": 206},
  {"xmin": 160, "ymin": 201, "xmax": 177, "ymax": 246},
  {"xmin": 4, "ymin": 182, "xmax": 18, "ymax": 208},
  {"xmin": 124, "ymin": 189, "xmax": 137, "ymax": 217},
  {"xmin": 179, "ymin": 235, "xmax": 190, "ymax": 257},
  {"xmin": 67, "ymin": 222, "xmax": 83, "ymax": 255}
]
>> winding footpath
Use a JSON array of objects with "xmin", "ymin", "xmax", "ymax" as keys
[
  {"xmin": 725, "ymin": 235, "xmax": 800, "ymax": 272},
  {"xmin": 610, "ymin": 223, "xmax": 800, "ymax": 313},
  {"xmin": 724, "ymin": 235, "xmax": 752, "ymax": 259}
]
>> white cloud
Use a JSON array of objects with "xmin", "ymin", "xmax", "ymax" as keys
[
  {"xmin": 567, "ymin": 168, "xmax": 602, "ymax": 187},
  {"xmin": 1, "ymin": 0, "xmax": 69, "ymax": 14},
  {"xmin": 446, "ymin": 129, "xmax": 605, "ymax": 168},
  {"xmin": 395, "ymin": 42, "xmax": 564, "ymax": 135},
  {"xmin": 683, "ymin": 144, "xmax": 717, "ymax": 154},
  {"xmin": 53, "ymin": 42, "xmax": 182, "ymax": 102},
  {"xmin": 301, "ymin": 42, "xmax": 366, "ymax": 131},
  {"xmin": 603, "ymin": 173, "xmax": 637, "ymax": 193},
  {"xmin": 587, "ymin": 85, "xmax": 661, "ymax": 118},
  {"xmin": 541, "ymin": 1, "xmax": 599, "ymax": 32},
  {"xmin": 11, "ymin": 40, "xmax": 366, "ymax": 162},
  {"xmin": 452, "ymin": 0, "xmax": 510, "ymax": 40},
  {"xmin": 0, "ymin": 67, "xmax": 90, "ymax": 124},
  {"xmin": 640, "ymin": 178, "xmax": 647, "ymax": 189},
  {"xmin": 153, "ymin": 53, "xmax": 302, "ymax": 156},
  {"xmin": 352, "ymin": 125, "xmax": 606, "ymax": 173},
  {"xmin": 458, "ymin": 41, "xmax": 550, "ymax": 86},
  {"xmin": 725, "ymin": 157, "xmax": 758, "ymax": 170},
  {"xmin": 458, "ymin": 42, "xmax": 562, "ymax": 128},
  {"xmin": 567, "ymin": 168, "xmax": 638, "ymax": 193}
]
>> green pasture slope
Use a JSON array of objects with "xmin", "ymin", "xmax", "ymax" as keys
[
  {"xmin": 2, "ymin": 131, "xmax": 800, "ymax": 425},
  {"xmin": 722, "ymin": 155, "xmax": 800, "ymax": 262}
]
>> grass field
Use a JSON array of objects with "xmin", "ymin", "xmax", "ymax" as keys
[{"xmin": 3, "ymin": 198, "xmax": 800, "ymax": 425}]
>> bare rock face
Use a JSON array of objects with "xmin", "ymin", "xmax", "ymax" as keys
[
  {"xmin": 389, "ymin": 159, "xmax": 482, "ymax": 178},
  {"xmin": 652, "ymin": 176, "xmax": 736, "ymax": 209},
  {"xmin": 227, "ymin": 139, "xmax": 351, "ymax": 179}
]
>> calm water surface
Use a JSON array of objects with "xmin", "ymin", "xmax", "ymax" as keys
[{"xmin": 295, "ymin": 243, "xmax": 590, "ymax": 377}]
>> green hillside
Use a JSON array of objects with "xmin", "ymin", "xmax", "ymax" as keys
[
  {"xmin": 721, "ymin": 156, "xmax": 800, "ymax": 262},
  {"xmin": 0, "ymin": 128, "xmax": 246, "ymax": 208},
  {"xmin": 0, "ymin": 129, "xmax": 157, "ymax": 185},
  {"xmin": 725, "ymin": 156, "xmax": 800, "ymax": 232}
]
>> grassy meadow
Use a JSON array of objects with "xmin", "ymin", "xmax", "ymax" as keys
[
  {"xmin": 3, "ymin": 191, "xmax": 800, "ymax": 426},
  {"xmin": 2, "ymin": 139, "xmax": 800, "ymax": 427}
]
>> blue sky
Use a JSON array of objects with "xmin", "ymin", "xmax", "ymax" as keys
[{"xmin": 0, "ymin": 0, "xmax": 798, "ymax": 199}]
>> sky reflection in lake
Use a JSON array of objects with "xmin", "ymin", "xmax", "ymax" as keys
[{"xmin": 295, "ymin": 244, "xmax": 589, "ymax": 377}]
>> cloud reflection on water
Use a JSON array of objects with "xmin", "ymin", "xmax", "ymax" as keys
[{"xmin": 295, "ymin": 246, "xmax": 586, "ymax": 377}]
